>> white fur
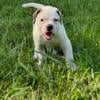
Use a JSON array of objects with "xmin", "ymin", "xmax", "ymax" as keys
[
  {"xmin": 22, "ymin": 3, "xmax": 44, "ymax": 9},
  {"xmin": 22, "ymin": 3, "xmax": 76, "ymax": 70}
]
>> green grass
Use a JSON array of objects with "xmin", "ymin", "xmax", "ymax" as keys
[{"xmin": 0, "ymin": 0, "xmax": 100, "ymax": 99}]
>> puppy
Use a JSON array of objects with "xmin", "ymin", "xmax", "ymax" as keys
[{"xmin": 22, "ymin": 3, "xmax": 76, "ymax": 70}]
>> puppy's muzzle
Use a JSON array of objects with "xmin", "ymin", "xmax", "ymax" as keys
[
  {"xmin": 47, "ymin": 24, "xmax": 53, "ymax": 31},
  {"xmin": 43, "ymin": 24, "xmax": 54, "ymax": 41}
]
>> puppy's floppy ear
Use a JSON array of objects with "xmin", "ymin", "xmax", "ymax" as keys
[
  {"xmin": 33, "ymin": 9, "xmax": 41, "ymax": 23},
  {"xmin": 56, "ymin": 10, "xmax": 62, "ymax": 23}
]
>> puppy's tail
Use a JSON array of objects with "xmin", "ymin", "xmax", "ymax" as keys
[{"xmin": 22, "ymin": 3, "xmax": 44, "ymax": 9}]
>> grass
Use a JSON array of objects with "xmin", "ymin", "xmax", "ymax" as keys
[{"xmin": 0, "ymin": 0, "xmax": 100, "ymax": 99}]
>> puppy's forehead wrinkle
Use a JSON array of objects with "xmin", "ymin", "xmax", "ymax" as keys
[
  {"xmin": 37, "ymin": 8, "xmax": 60, "ymax": 19},
  {"xmin": 41, "ymin": 6, "xmax": 61, "ymax": 18},
  {"xmin": 41, "ymin": 6, "xmax": 58, "ymax": 13}
]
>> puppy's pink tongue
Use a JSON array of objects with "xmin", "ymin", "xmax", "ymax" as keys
[
  {"xmin": 44, "ymin": 32, "xmax": 53, "ymax": 40},
  {"xmin": 46, "ymin": 32, "xmax": 52, "ymax": 37}
]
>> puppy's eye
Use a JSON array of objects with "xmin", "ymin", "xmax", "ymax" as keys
[
  {"xmin": 54, "ymin": 19, "xmax": 59, "ymax": 22},
  {"xmin": 40, "ymin": 19, "xmax": 44, "ymax": 22}
]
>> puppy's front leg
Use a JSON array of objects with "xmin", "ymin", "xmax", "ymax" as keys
[
  {"xmin": 58, "ymin": 25, "xmax": 77, "ymax": 70},
  {"xmin": 59, "ymin": 29, "xmax": 76, "ymax": 70},
  {"xmin": 62, "ymin": 38, "xmax": 74, "ymax": 60},
  {"xmin": 61, "ymin": 38, "xmax": 76, "ymax": 70},
  {"xmin": 34, "ymin": 42, "xmax": 44, "ymax": 65}
]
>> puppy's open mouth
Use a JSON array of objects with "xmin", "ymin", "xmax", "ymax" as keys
[{"xmin": 43, "ymin": 32, "xmax": 54, "ymax": 40}]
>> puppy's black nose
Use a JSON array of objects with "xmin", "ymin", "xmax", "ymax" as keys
[{"xmin": 47, "ymin": 24, "xmax": 53, "ymax": 31}]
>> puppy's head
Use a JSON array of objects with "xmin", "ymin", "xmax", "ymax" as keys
[
  {"xmin": 34, "ymin": 6, "xmax": 62, "ymax": 41},
  {"xmin": 22, "ymin": 3, "xmax": 62, "ymax": 41}
]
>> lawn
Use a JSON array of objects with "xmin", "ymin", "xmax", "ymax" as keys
[{"xmin": 0, "ymin": 0, "xmax": 100, "ymax": 99}]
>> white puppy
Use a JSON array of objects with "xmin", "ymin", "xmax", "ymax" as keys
[{"xmin": 22, "ymin": 3, "xmax": 76, "ymax": 70}]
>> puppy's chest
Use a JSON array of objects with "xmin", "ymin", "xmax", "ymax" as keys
[{"xmin": 40, "ymin": 41, "xmax": 64, "ymax": 56}]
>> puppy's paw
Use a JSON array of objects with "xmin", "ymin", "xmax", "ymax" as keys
[
  {"xmin": 69, "ymin": 62, "xmax": 77, "ymax": 71},
  {"xmin": 67, "ymin": 60, "xmax": 77, "ymax": 71},
  {"xmin": 33, "ymin": 54, "xmax": 38, "ymax": 60},
  {"xmin": 37, "ymin": 60, "xmax": 42, "ymax": 66}
]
